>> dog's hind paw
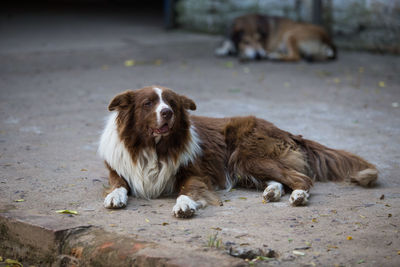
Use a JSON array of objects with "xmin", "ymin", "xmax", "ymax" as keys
[
  {"xmin": 262, "ymin": 181, "xmax": 284, "ymax": 202},
  {"xmin": 104, "ymin": 187, "xmax": 128, "ymax": 209},
  {"xmin": 172, "ymin": 195, "xmax": 202, "ymax": 219},
  {"xmin": 289, "ymin": 189, "xmax": 309, "ymax": 206}
]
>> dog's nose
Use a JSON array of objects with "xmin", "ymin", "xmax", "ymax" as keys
[{"xmin": 161, "ymin": 108, "xmax": 173, "ymax": 120}]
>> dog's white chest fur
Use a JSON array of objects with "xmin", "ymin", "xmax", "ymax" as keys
[{"xmin": 98, "ymin": 112, "xmax": 201, "ymax": 199}]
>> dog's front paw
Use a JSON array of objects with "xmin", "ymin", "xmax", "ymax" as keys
[
  {"xmin": 289, "ymin": 189, "xmax": 309, "ymax": 206},
  {"xmin": 104, "ymin": 187, "xmax": 128, "ymax": 209},
  {"xmin": 263, "ymin": 181, "xmax": 284, "ymax": 202},
  {"xmin": 172, "ymin": 195, "xmax": 201, "ymax": 219}
]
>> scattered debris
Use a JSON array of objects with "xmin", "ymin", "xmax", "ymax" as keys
[
  {"xmin": 56, "ymin": 210, "xmax": 78, "ymax": 215},
  {"xmin": 228, "ymin": 246, "xmax": 277, "ymax": 260},
  {"xmin": 293, "ymin": 250, "xmax": 305, "ymax": 256}
]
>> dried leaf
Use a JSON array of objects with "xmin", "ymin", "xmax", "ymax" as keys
[
  {"xmin": 359, "ymin": 215, "xmax": 366, "ymax": 219},
  {"xmin": 347, "ymin": 236, "xmax": 353, "ymax": 240},
  {"xmin": 385, "ymin": 204, "xmax": 391, "ymax": 207},
  {"xmin": 333, "ymin": 78, "xmax": 341, "ymax": 84},
  {"xmin": 15, "ymin": 199, "xmax": 25, "ymax": 202},
  {"xmin": 388, "ymin": 214, "xmax": 392, "ymax": 218},
  {"xmin": 293, "ymin": 250, "xmax": 305, "ymax": 256},
  {"xmin": 5, "ymin": 259, "xmax": 22, "ymax": 266},
  {"xmin": 211, "ymin": 227, "xmax": 222, "ymax": 231},
  {"xmin": 311, "ymin": 218, "xmax": 318, "ymax": 223},
  {"xmin": 378, "ymin": 81, "xmax": 385, "ymax": 87},
  {"xmin": 145, "ymin": 218, "xmax": 150, "ymax": 223},
  {"xmin": 0, "ymin": 256, "xmax": 2, "ymax": 262},
  {"xmin": 224, "ymin": 61, "xmax": 234, "ymax": 68},
  {"xmin": 359, "ymin": 67, "xmax": 364, "ymax": 73},
  {"xmin": 80, "ymin": 168, "xmax": 87, "ymax": 171},
  {"xmin": 162, "ymin": 222, "xmax": 169, "ymax": 226},
  {"xmin": 154, "ymin": 59, "xmax": 162, "ymax": 66},
  {"xmin": 380, "ymin": 194, "xmax": 385, "ymax": 200},
  {"xmin": 109, "ymin": 224, "xmax": 116, "ymax": 227},
  {"xmin": 224, "ymin": 199, "xmax": 231, "ymax": 202},
  {"xmin": 56, "ymin": 210, "xmax": 78, "ymax": 215},
  {"xmin": 124, "ymin": 60, "xmax": 135, "ymax": 67},
  {"xmin": 262, "ymin": 199, "xmax": 267, "ymax": 204},
  {"xmin": 238, "ymin": 197, "xmax": 247, "ymax": 200},
  {"xmin": 327, "ymin": 245, "xmax": 338, "ymax": 249}
]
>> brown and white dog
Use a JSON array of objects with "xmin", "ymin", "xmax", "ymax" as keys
[
  {"xmin": 215, "ymin": 14, "xmax": 336, "ymax": 62},
  {"xmin": 98, "ymin": 86, "xmax": 377, "ymax": 218}
]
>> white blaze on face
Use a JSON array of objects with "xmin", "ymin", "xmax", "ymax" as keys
[{"xmin": 154, "ymin": 87, "xmax": 171, "ymax": 125}]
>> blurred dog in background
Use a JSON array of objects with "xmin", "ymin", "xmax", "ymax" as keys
[{"xmin": 215, "ymin": 14, "xmax": 336, "ymax": 62}]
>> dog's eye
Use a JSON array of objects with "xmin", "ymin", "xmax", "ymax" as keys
[{"xmin": 143, "ymin": 101, "xmax": 152, "ymax": 107}]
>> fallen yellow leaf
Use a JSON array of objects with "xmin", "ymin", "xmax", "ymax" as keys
[
  {"xmin": 124, "ymin": 60, "xmax": 135, "ymax": 67},
  {"xmin": 80, "ymin": 168, "xmax": 87, "ymax": 171},
  {"xmin": 5, "ymin": 259, "xmax": 22, "ymax": 267},
  {"xmin": 162, "ymin": 222, "xmax": 169, "ymax": 226},
  {"xmin": 15, "ymin": 199, "xmax": 25, "ymax": 202},
  {"xmin": 347, "ymin": 236, "xmax": 353, "ymax": 240},
  {"xmin": 262, "ymin": 199, "xmax": 267, "ymax": 204},
  {"xmin": 154, "ymin": 59, "xmax": 162, "ymax": 66},
  {"xmin": 378, "ymin": 81, "xmax": 386, "ymax": 87},
  {"xmin": 56, "ymin": 210, "xmax": 78, "ymax": 215},
  {"xmin": 145, "ymin": 218, "xmax": 150, "ymax": 223},
  {"xmin": 239, "ymin": 197, "xmax": 247, "ymax": 200},
  {"xmin": 311, "ymin": 218, "xmax": 318, "ymax": 223}
]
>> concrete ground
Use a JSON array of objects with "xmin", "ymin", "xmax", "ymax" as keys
[{"xmin": 1, "ymin": 5, "xmax": 400, "ymax": 267}]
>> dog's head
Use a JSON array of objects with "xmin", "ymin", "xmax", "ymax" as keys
[
  {"xmin": 231, "ymin": 15, "xmax": 269, "ymax": 60},
  {"xmin": 108, "ymin": 86, "xmax": 196, "ymax": 141}
]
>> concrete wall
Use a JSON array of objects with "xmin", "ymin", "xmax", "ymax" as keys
[{"xmin": 176, "ymin": 0, "xmax": 400, "ymax": 53}]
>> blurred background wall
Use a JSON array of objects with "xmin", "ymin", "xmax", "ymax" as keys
[{"xmin": 176, "ymin": 0, "xmax": 400, "ymax": 53}]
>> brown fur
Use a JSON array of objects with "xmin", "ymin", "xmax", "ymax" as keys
[{"xmin": 103, "ymin": 86, "xmax": 377, "ymax": 213}]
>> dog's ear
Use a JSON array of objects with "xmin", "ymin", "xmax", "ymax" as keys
[
  {"xmin": 180, "ymin": 95, "xmax": 196, "ymax": 111},
  {"xmin": 108, "ymin": 90, "xmax": 135, "ymax": 111}
]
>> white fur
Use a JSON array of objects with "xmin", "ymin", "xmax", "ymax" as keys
[
  {"xmin": 172, "ymin": 195, "xmax": 205, "ymax": 215},
  {"xmin": 154, "ymin": 87, "xmax": 171, "ymax": 125},
  {"xmin": 98, "ymin": 112, "xmax": 202, "ymax": 199},
  {"xmin": 289, "ymin": 189, "xmax": 309, "ymax": 206},
  {"xmin": 215, "ymin": 40, "xmax": 235, "ymax": 56},
  {"xmin": 263, "ymin": 181, "xmax": 284, "ymax": 202},
  {"xmin": 104, "ymin": 187, "xmax": 128, "ymax": 208},
  {"xmin": 243, "ymin": 47, "xmax": 257, "ymax": 59}
]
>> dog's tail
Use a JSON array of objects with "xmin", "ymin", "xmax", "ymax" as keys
[{"xmin": 297, "ymin": 137, "xmax": 377, "ymax": 186}]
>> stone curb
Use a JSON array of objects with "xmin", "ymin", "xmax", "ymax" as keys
[{"xmin": 0, "ymin": 210, "xmax": 246, "ymax": 267}]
